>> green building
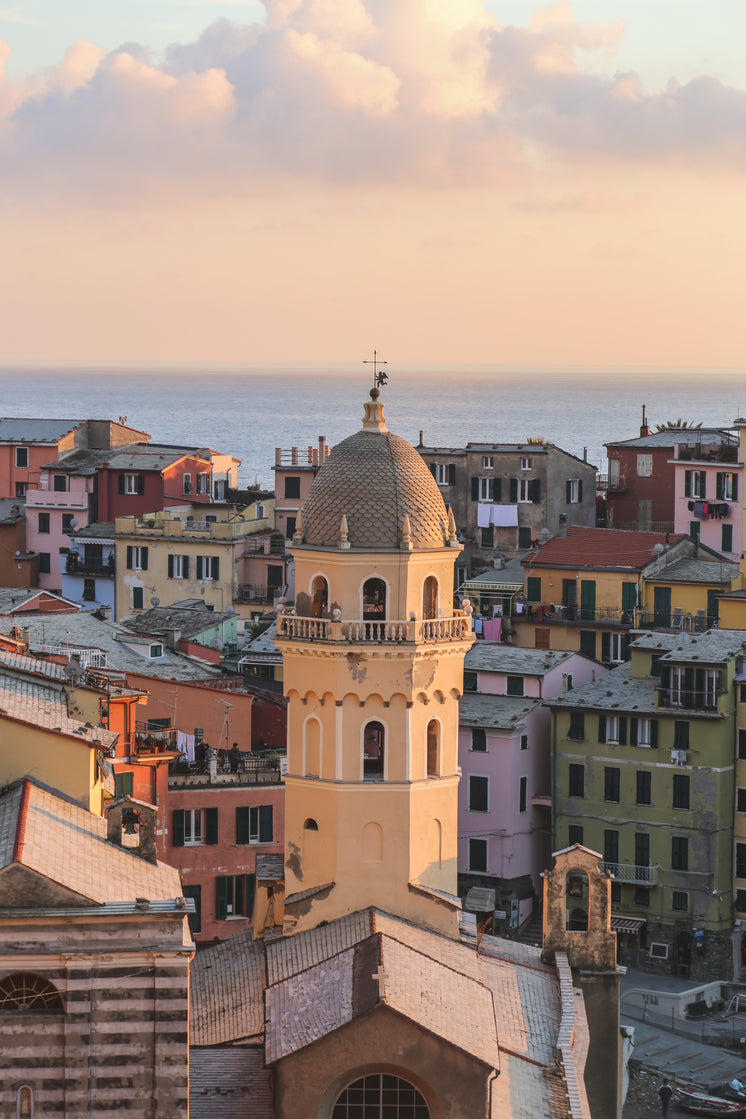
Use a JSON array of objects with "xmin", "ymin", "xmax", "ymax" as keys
[{"xmin": 549, "ymin": 628, "xmax": 745, "ymax": 981}]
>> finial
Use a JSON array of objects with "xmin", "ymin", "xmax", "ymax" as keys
[
  {"xmin": 292, "ymin": 508, "xmax": 304, "ymax": 544},
  {"xmin": 363, "ymin": 349, "xmax": 389, "ymax": 390},
  {"xmin": 447, "ymin": 506, "xmax": 459, "ymax": 547},
  {"xmin": 339, "ymin": 513, "xmax": 350, "ymax": 550},
  {"xmin": 400, "ymin": 513, "xmax": 413, "ymax": 551}
]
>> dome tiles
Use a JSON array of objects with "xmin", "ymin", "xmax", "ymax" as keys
[{"xmin": 300, "ymin": 394, "xmax": 450, "ymax": 551}]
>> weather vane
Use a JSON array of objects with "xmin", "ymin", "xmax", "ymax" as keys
[{"xmin": 364, "ymin": 349, "xmax": 389, "ymax": 388}]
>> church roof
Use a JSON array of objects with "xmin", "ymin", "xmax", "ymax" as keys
[
  {"xmin": 0, "ymin": 779, "xmax": 182, "ymax": 906},
  {"xmin": 300, "ymin": 393, "xmax": 450, "ymax": 550}
]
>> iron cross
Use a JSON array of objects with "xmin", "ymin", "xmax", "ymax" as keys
[{"xmin": 364, "ymin": 350, "xmax": 389, "ymax": 388}]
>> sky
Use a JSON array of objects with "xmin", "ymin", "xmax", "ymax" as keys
[{"xmin": 1, "ymin": 0, "xmax": 744, "ymax": 367}]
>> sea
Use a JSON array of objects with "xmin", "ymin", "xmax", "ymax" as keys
[{"xmin": 2, "ymin": 363, "xmax": 745, "ymax": 490}]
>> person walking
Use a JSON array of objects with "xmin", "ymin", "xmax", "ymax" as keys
[{"xmin": 658, "ymin": 1080, "xmax": 673, "ymax": 1116}]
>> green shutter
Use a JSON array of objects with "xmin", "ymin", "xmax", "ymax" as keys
[
  {"xmin": 526, "ymin": 577, "xmax": 541, "ymax": 603},
  {"xmin": 734, "ymin": 475, "xmax": 739, "ymax": 500},
  {"xmin": 183, "ymin": 884, "xmax": 201, "ymax": 935},
  {"xmin": 699, "ymin": 471, "xmax": 706, "ymax": 498},
  {"xmin": 471, "ymin": 477, "xmax": 479, "ymax": 501},
  {"xmin": 579, "ymin": 630, "xmax": 596, "ymax": 660},
  {"xmin": 598, "ymin": 715, "xmax": 606, "ymax": 743},
  {"xmin": 137, "ymin": 474, "xmax": 145, "ymax": 495},
  {"xmin": 205, "ymin": 807, "xmax": 219, "ymax": 845},
  {"xmin": 118, "ymin": 474, "xmax": 125, "ymax": 494},
  {"xmin": 621, "ymin": 582, "xmax": 637, "ymax": 613},
  {"xmin": 493, "ymin": 477, "xmax": 502, "ymax": 501},
  {"xmin": 183, "ymin": 555, "xmax": 190, "ymax": 578},
  {"xmin": 245, "ymin": 874, "xmax": 256, "ymax": 921},
  {"xmin": 115, "ymin": 770, "xmax": 133, "ymax": 799},
  {"xmin": 578, "ymin": 479, "xmax": 583, "ymax": 502},
  {"xmin": 168, "ymin": 554, "xmax": 174, "ymax": 578},
  {"xmin": 601, "ymin": 632, "xmax": 611, "ymax": 662},
  {"xmin": 140, "ymin": 546, "xmax": 148, "ymax": 571},
  {"xmin": 259, "ymin": 804, "xmax": 273, "ymax": 843},
  {"xmin": 619, "ymin": 717, "xmax": 627, "ymax": 745},
  {"xmin": 650, "ymin": 720, "xmax": 659, "ymax": 748},
  {"xmin": 173, "ymin": 809, "xmax": 185, "ymax": 847},
  {"xmin": 716, "ymin": 473, "xmax": 724, "ymax": 499},
  {"xmin": 236, "ymin": 806, "xmax": 249, "ymax": 845},
  {"xmin": 509, "ymin": 478, "xmax": 518, "ymax": 502},
  {"xmin": 630, "ymin": 718, "xmax": 638, "ymax": 747},
  {"xmin": 430, "ymin": 463, "xmax": 437, "ymax": 479},
  {"xmin": 127, "ymin": 545, "xmax": 133, "ymax": 569},
  {"xmin": 212, "ymin": 556, "xmax": 219, "ymax": 580},
  {"xmin": 684, "ymin": 471, "xmax": 692, "ymax": 497},
  {"xmin": 216, "ymin": 876, "xmax": 228, "ymax": 920},
  {"xmin": 448, "ymin": 464, "xmax": 456, "ymax": 487},
  {"xmin": 196, "ymin": 556, "xmax": 203, "ymax": 579},
  {"xmin": 531, "ymin": 479, "xmax": 541, "ymax": 503}
]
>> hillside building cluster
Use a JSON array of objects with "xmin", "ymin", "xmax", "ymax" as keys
[{"xmin": 4, "ymin": 395, "xmax": 746, "ymax": 1114}]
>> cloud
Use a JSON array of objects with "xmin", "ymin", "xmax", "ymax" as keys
[{"xmin": 0, "ymin": 0, "xmax": 745, "ymax": 203}]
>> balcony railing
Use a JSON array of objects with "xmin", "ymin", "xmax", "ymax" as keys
[
  {"xmin": 523, "ymin": 604, "xmax": 633, "ymax": 625},
  {"xmin": 612, "ymin": 521, "xmax": 675, "ymax": 534},
  {"xmin": 169, "ymin": 753, "xmax": 284, "ymax": 785},
  {"xmin": 237, "ymin": 584, "xmax": 284, "ymax": 603},
  {"xmin": 601, "ymin": 861, "xmax": 659, "ymax": 885},
  {"xmin": 657, "ymin": 687, "xmax": 723, "ymax": 712},
  {"xmin": 597, "ymin": 474, "xmax": 628, "ymax": 493},
  {"xmin": 277, "ymin": 612, "xmax": 472, "ymax": 644},
  {"xmin": 66, "ymin": 555, "xmax": 115, "ymax": 576}
]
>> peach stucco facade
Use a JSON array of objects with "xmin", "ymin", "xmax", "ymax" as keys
[{"xmin": 277, "ymin": 391, "xmax": 473, "ymax": 939}]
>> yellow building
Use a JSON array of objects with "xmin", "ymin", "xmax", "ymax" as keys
[{"xmin": 275, "ymin": 389, "xmax": 473, "ymax": 939}]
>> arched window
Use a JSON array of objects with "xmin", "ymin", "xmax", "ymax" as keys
[
  {"xmin": 332, "ymin": 1074, "xmax": 430, "ymax": 1118},
  {"xmin": 363, "ymin": 578, "xmax": 386, "ymax": 622},
  {"xmin": 0, "ymin": 973, "xmax": 64, "ymax": 1013},
  {"xmin": 423, "ymin": 576, "xmax": 438, "ymax": 620},
  {"xmin": 566, "ymin": 870, "xmax": 589, "ymax": 931},
  {"xmin": 363, "ymin": 721, "xmax": 385, "ymax": 778},
  {"xmin": 426, "ymin": 720, "xmax": 439, "ymax": 777},
  {"xmin": 304, "ymin": 818, "xmax": 319, "ymax": 831},
  {"xmin": 17, "ymin": 1086, "xmax": 33, "ymax": 1119},
  {"xmin": 311, "ymin": 576, "xmax": 329, "ymax": 618}
]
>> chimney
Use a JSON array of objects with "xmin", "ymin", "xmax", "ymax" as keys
[
  {"xmin": 94, "ymin": 604, "xmax": 111, "ymax": 620},
  {"xmin": 640, "ymin": 404, "xmax": 650, "ymax": 438},
  {"xmin": 164, "ymin": 627, "xmax": 181, "ymax": 652}
]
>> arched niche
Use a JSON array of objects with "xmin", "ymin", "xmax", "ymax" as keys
[
  {"xmin": 566, "ymin": 869, "xmax": 589, "ymax": 931},
  {"xmin": 0, "ymin": 973, "xmax": 65, "ymax": 1012},
  {"xmin": 362, "ymin": 577, "xmax": 387, "ymax": 621},
  {"xmin": 423, "ymin": 575, "xmax": 438, "ymax": 620},
  {"xmin": 332, "ymin": 1074, "xmax": 431, "ymax": 1118},
  {"xmin": 304, "ymin": 716, "xmax": 321, "ymax": 777},
  {"xmin": 362, "ymin": 821, "xmax": 383, "ymax": 862}
]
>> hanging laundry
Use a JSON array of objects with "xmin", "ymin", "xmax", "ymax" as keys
[
  {"xmin": 491, "ymin": 504, "xmax": 518, "ymax": 527},
  {"xmin": 477, "ymin": 504, "xmax": 492, "ymax": 528},
  {"xmin": 483, "ymin": 618, "xmax": 502, "ymax": 641},
  {"xmin": 693, "ymin": 501, "xmax": 704, "ymax": 518}
]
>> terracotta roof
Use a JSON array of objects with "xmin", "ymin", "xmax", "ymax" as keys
[
  {"xmin": 523, "ymin": 526, "xmax": 685, "ymax": 570},
  {"xmin": 0, "ymin": 780, "xmax": 183, "ymax": 905},
  {"xmin": 0, "ymin": 671, "xmax": 118, "ymax": 748},
  {"xmin": 300, "ymin": 396, "xmax": 449, "ymax": 550}
]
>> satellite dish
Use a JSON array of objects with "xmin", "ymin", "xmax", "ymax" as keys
[
  {"xmin": 150, "ymin": 596, "xmax": 160, "ymax": 607},
  {"xmin": 653, "ymin": 543, "xmax": 665, "ymax": 555},
  {"xmin": 70, "ymin": 518, "xmax": 78, "ymax": 530},
  {"xmin": 225, "ymin": 605, "xmax": 235, "ymax": 614}
]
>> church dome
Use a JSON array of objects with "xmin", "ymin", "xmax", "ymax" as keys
[{"xmin": 300, "ymin": 392, "xmax": 450, "ymax": 550}]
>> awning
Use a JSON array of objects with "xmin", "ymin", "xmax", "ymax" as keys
[{"xmin": 611, "ymin": 915, "xmax": 646, "ymax": 934}]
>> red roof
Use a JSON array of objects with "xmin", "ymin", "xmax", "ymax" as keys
[{"xmin": 523, "ymin": 526, "xmax": 685, "ymax": 570}]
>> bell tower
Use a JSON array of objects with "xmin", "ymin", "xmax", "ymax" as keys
[{"xmin": 276, "ymin": 389, "xmax": 473, "ymax": 938}]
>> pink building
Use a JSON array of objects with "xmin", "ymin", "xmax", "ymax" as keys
[
  {"xmin": 272, "ymin": 437, "xmax": 329, "ymax": 542},
  {"xmin": 458, "ymin": 645, "xmax": 603, "ymax": 930},
  {"xmin": 672, "ymin": 440, "xmax": 743, "ymax": 559}
]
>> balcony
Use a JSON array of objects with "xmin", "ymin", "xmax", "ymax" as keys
[
  {"xmin": 238, "ymin": 584, "xmax": 283, "ymax": 603},
  {"xmin": 597, "ymin": 474, "xmax": 628, "ymax": 493},
  {"xmin": 601, "ymin": 861, "xmax": 659, "ymax": 885},
  {"xmin": 677, "ymin": 444, "xmax": 738, "ymax": 463},
  {"xmin": 277, "ymin": 611, "xmax": 472, "ymax": 644},
  {"xmin": 656, "ymin": 687, "xmax": 723, "ymax": 713},
  {"xmin": 169, "ymin": 753, "xmax": 284, "ymax": 786},
  {"xmin": 523, "ymin": 604, "xmax": 633, "ymax": 626},
  {"xmin": 65, "ymin": 554, "xmax": 115, "ymax": 576}
]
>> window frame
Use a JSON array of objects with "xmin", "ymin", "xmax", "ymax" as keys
[
  {"xmin": 604, "ymin": 766, "xmax": 621, "ymax": 803},
  {"xmin": 15, "ymin": 447, "xmax": 28, "ymax": 468},
  {"xmin": 506, "ymin": 675, "xmax": 524, "ymax": 696},
  {"xmin": 673, "ymin": 773, "xmax": 690, "ymax": 810},
  {"xmin": 468, "ymin": 774, "xmax": 489, "ymax": 813},
  {"xmin": 636, "ymin": 770, "xmax": 652, "ymax": 806},
  {"xmin": 671, "ymin": 835, "xmax": 689, "ymax": 871},
  {"xmin": 37, "ymin": 512, "xmax": 50, "ymax": 534},
  {"xmin": 468, "ymin": 836, "xmax": 488, "ymax": 872},
  {"xmin": 568, "ymin": 763, "xmax": 585, "ymax": 798}
]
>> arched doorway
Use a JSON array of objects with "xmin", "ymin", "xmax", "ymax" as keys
[
  {"xmin": 311, "ymin": 576, "xmax": 329, "ymax": 618},
  {"xmin": 332, "ymin": 1073, "xmax": 430, "ymax": 1118},
  {"xmin": 363, "ymin": 578, "xmax": 386, "ymax": 621},
  {"xmin": 423, "ymin": 576, "xmax": 438, "ymax": 620},
  {"xmin": 363, "ymin": 721, "xmax": 385, "ymax": 778}
]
